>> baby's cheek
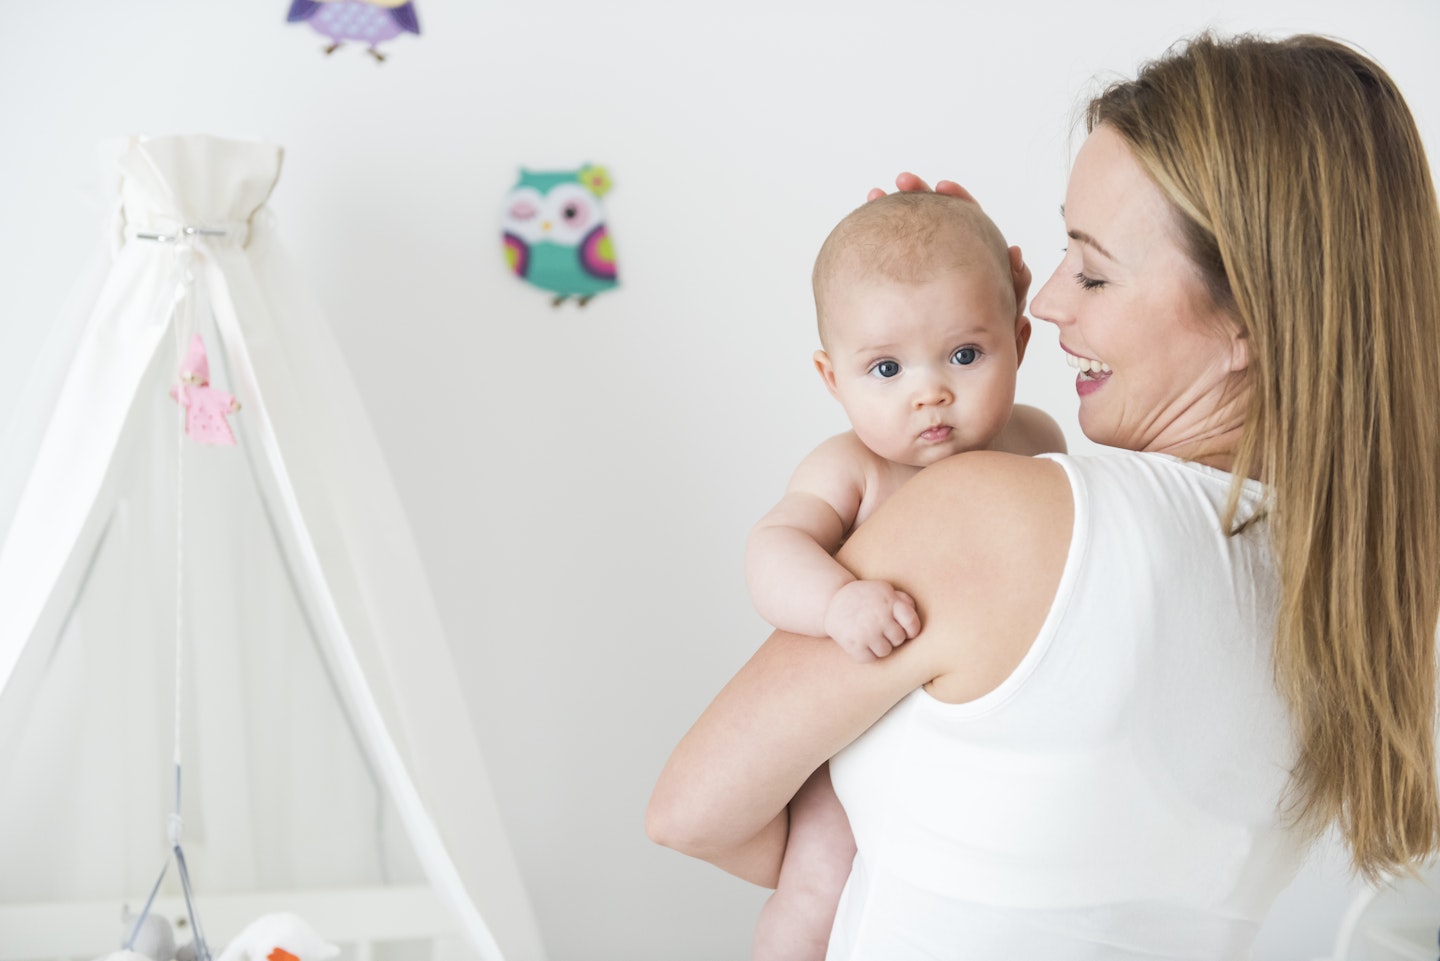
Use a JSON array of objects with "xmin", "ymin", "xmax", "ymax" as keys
[{"xmin": 853, "ymin": 422, "xmax": 901, "ymax": 461}]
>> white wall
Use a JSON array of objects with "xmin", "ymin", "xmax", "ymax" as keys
[{"xmin": 3, "ymin": 2, "xmax": 1437, "ymax": 958}]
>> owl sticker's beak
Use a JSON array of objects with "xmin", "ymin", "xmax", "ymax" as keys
[{"xmin": 540, "ymin": 221, "xmax": 552, "ymax": 232}]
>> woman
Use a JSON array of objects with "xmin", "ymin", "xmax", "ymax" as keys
[{"xmin": 647, "ymin": 33, "xmax": 1440, "ymax": 959}]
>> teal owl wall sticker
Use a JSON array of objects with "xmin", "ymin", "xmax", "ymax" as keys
[{"xmin": 503, "ymin": 165, "xmax": 618, "ymax": 307}]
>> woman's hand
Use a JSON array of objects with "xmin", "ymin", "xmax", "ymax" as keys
[{"xmin": 866, "ymin": 172, "xmax": 1031, "ymax": 320}]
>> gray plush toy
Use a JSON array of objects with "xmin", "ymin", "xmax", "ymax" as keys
[{"xmin": 102, "ymin": 908, "xmax": 197, "ymax": 961}]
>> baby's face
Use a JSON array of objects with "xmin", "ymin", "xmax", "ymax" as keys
[{"xmin": 817, "ymin": 268, "xmax": 1021, "ymax": 468}]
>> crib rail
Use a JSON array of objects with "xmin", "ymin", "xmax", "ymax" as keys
[{"xmin": 0, "ymin": 885, "xmax": 466, "ymax": 961}]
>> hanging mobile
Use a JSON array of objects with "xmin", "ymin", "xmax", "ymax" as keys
[
  {"xmin": 170, "ymin": 334, "xmax": 241, "ymax": 447},
  {"xmin": 125, "ymin": 327, "xmax": 242, "ymax": 961}
]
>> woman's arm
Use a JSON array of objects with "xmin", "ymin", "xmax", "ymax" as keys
[
  {"xmin": 647, "ymin": 451, "xmax": 1072, "ymax": 884},
  {"xmin": 645, "ymin": 628, "xmax": 940, "ymax": 886}
]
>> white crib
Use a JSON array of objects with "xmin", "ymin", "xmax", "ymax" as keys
[
  {"xmin": 1323, "ymin": 870, "xmax": 1440, "ymax": 961},
  {"xmin": 0, "ymin": 886, "xmax": 471, "ymax": 961}
]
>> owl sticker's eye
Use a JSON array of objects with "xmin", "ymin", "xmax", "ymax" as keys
[
  {"xmin": 509, "ymin": 200, "xmax": 538, "ymax": 220},
  {"xmin": 560, "ymin": 200, "xmax": 591, "ymax": 229}
]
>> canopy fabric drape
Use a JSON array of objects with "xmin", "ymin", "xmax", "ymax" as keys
[{"xmin": 0, "ymin": 135, "xmax": 546, "ymax": 961}]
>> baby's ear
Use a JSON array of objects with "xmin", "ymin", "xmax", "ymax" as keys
[
  {"xmin": 813, "ymin": 350, "xmax": 840, "ymax": 398},
  {"xmin": 1013, "ymin": 316, "xmax": 1033, "ymax": 367}
]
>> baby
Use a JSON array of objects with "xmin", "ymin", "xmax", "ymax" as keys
[{"xmin": 746, "ymin": 191, "xmax": 1065, "ymax": 959}]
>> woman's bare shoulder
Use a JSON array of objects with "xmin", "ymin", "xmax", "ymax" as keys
[
  {"xmin": 837, "ymin": 451, "xmax": 1074, "ymax": 703},
  {"xmin": 849, "ymin": 450, "xmax": 1072, "ymax": 547}
]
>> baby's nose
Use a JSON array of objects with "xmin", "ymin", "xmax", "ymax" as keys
[{"xmin": 912, "ymin": 379, "xmax": 954, "ymax": 408}]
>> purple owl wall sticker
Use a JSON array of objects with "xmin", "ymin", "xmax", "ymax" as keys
[
  {"xmin": 287, "ymin": 0, "xmax": 419, "ymax": 62},
  {"xmin": 502, "ymin": 165, "xmax": 619, "ymax": 308}
]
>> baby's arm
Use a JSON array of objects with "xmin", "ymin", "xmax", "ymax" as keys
[{"xmin": 746, "ymin": 434, "xmax": 920, "ymax": 660}]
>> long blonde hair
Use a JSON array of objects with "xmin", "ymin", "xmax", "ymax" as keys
[{"xmin": 1089, "ymin": 34, "xmax": 1440, "ymax": 880}]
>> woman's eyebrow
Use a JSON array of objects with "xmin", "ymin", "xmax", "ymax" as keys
[
  {"xmin": 1060, "ymin": 206, "xmax": 1117, "ymax": 261},
  {"xmin": 1068, "ymin": 229, "xmax": 1116, "ymax": 261}
]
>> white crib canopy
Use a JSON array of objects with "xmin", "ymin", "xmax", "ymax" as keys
[{"xmin": 0, "ymin": 135, "xmax": 546, "ymax": 961}]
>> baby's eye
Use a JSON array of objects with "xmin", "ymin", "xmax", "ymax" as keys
[
  {"xmin": 869, "ymin": 360, "xmax": 901, "ymax": 379},
  {"xmin": 951, "ymin": 347, "xmax": 980, "ymax": 366}
]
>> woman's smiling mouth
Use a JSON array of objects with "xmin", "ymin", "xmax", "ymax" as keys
[{"xmin": 1065, "ymin": 352, "xmax": 1112, "ymax": 376}]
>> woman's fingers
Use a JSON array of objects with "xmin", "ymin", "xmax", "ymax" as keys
[
  {"xmin": 868, "ymin": 172, "xmax": 932, "ymax": 202},
  {"xmin": 933, "ymin": 180, "xmax": 978, "ymax": 204},
  {"xmin": 1009, "ymin": 246, "xmax": 1032, "ymax": 318},
  {"xmin": 867, "ymin": 174, "xmax": 981, "ymax": 207},
  {"xmin": 893, "ymin": 171, "xmax": 934, "ymax": 193}
]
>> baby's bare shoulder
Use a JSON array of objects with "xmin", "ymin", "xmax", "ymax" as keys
[
  {"xmin": 996, "ymin": 404, "xmax": 1068, "ymax": 457},
  {"xmin": 789, "ymin": 430, "xmax": 878, "ymax": 494},
  {"xmin": 797, "ymin": 430, "xmax": 888, "ymax": 477},
  {"xmin": 790, "ymin": 432, "xmax": 901, "ymax": 527}
]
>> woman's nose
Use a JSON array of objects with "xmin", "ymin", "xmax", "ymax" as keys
[{"xmin": 1030, "ymin": 264, "xmax": 1069, "ymax": 327}]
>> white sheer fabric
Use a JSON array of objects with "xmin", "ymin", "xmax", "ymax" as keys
[{"xmin": 0, "ymin": 135, "xmax": 545, "ymax": 961}]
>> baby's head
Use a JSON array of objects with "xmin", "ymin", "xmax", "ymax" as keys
[{"xmin": 811, "ymin": 192, "xmax": 1030, "ymax": 468}]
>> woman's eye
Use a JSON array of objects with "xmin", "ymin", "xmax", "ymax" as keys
[
  {"xmin": 952, "ymin": 347, "xmax": 979, "ymax": 366},
  {"xmin": 869, "ymin": 360, "xmax": 901, "ymax": 379},
  {"xmin": 1074, "ymin": 271, "xmax": 1107, "ymax": 291}
]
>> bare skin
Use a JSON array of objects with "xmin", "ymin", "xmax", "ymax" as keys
[
  {"xmin": 647, "ymin": 449, "xmax": 1073, "ymax": 886},
  {"xmin": 651, "ymin": 150, "xmax": 1255, "ymax": 953}
]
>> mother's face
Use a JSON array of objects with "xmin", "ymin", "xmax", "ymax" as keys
[{"xmin": 1030, "ymin": 125, "xmax": 1248, "ymax": 461}]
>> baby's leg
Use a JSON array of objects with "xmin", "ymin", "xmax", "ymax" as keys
[{"xmin": 752, "ymin": 763, "xmax": 857, "ymax": 961}]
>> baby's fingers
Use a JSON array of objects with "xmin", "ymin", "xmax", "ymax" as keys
[
  {"xmin": 893, "ymin": 592, "xmax": 922, "ymax": 638},
  {"xmin": 871, "ymin": 621, "xmax": 909, "ymax": 659},
  {"xmin": 868, "ymin": 633, "xmax": 897, "ymax": 659}
]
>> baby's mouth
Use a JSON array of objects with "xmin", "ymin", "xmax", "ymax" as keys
[{"xmin": 920, "ymin": 426, "xmax": 952, "ymax": 442}]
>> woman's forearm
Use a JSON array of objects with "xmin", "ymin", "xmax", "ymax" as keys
[
  {"xmin": 646, "ymin": 633, "xmax": 826, "ymax": 856},
  {"xmin": 647, "ymin": 629, "xmax": 943, "ymax": 878},
  {"xmin": 648, "ymin": 802, "xmax": 789, "ymax": 888}
]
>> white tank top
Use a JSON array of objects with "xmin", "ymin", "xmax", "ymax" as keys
[{"xmin": 827, "ymin": 451, "xmax": 1308, "ymax": 960}]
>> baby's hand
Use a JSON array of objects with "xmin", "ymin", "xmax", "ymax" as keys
[{"xmin": 823, "ymin": 580, "xmax": 922, "ymax": 661}]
